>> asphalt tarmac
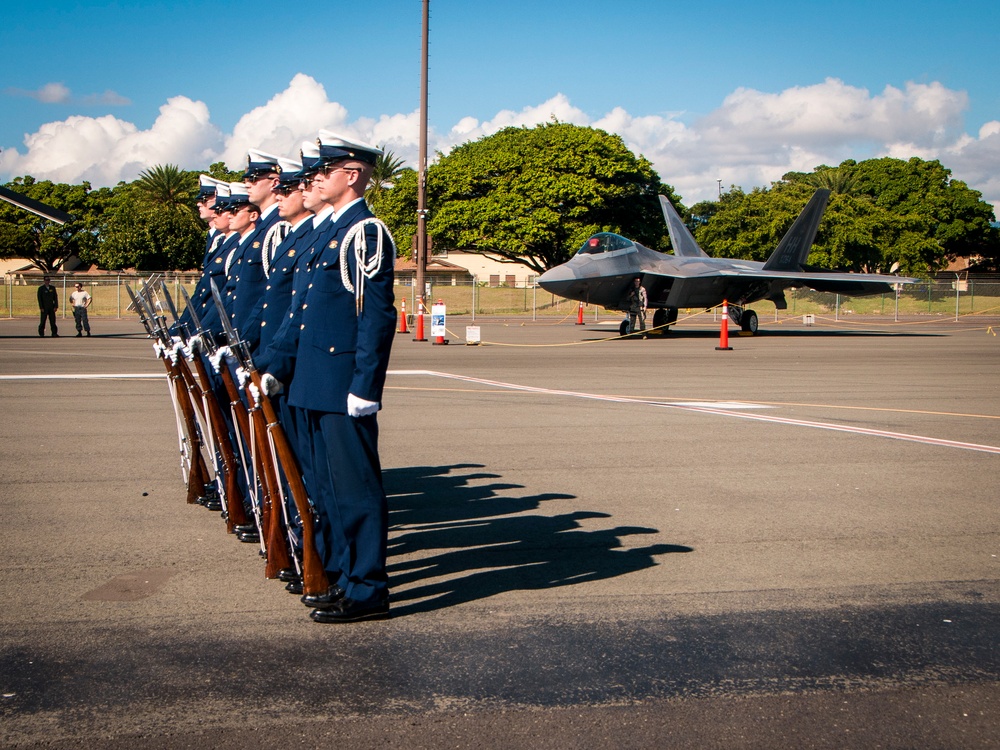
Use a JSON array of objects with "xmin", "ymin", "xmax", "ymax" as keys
[{"xmin": 1, "ymin": 312, "xmax": 998, "ymax": 749}]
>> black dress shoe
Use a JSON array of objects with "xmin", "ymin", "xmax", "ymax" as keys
[
  {"xmin": 300, "ymin": 585, "xmax": 345, "ymax": 610},
  {"xmin": 237, "ymin": 531, "xmax": 260, "ymax": 544},
  {"xmin": 233, "ymin": 524, "xmax": 257, "ymax": 534},
  {"xmin": 203, "ymin": 499, "xmax": 222, "ymax": 511},
  {"xmin": 277, "ymin": 568, "xmax": 298, "ymax": 583},
  {"xmin": 310, "ymin": 597, "xmax": 389, "ymax": 623},
  {"xmin": 285, "ymin": 579, "xmax": 304, "ymax": 595}
]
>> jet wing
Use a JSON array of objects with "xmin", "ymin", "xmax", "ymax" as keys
[
  {"xmin": 0, "ymin": 185, "xmax": 73, "ymax": 224},
  {"xmin": 716, "ymin": 267, "xmax": 917, "ymax": 294}
]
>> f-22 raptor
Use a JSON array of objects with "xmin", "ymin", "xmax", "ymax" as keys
[{"xmin": 537, "ymin": 189, "xmax": 916, "ymax": 336}]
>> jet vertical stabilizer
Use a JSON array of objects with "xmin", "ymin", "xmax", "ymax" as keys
[
  {"xmin": 659, "ymin": 195, "xmax": 709, "ymax": 258},
  {"xmin": 761, "ymin": 189, "xmax": 831, "ymax": 271}
]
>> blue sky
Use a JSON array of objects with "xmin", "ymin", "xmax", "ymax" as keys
[{"xmin": 2, "ymin": 0, "xmax": 998, "ymax": 209}]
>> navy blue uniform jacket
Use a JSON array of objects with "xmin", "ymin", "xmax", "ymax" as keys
[{"xmin": 262, "ymin": 201, "xmax": 396, "ymax": 414}]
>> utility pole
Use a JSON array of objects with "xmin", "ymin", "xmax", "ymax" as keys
[{"xmin": 415, "ymin": 0, "xmax": 429, "ymax": 323}]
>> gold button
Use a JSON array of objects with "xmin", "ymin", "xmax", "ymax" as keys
[
  {"xmin": 329, "ymin": 347, "xmax": 335, "ymax": 353},
  {"xmin": 300, "ymin": 324, "xmax": 305, "ymax": 330}
]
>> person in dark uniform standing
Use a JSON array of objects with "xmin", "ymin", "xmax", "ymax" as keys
[
  {"xmin": 227, "ymin": 150, "xmax": 283, "ymax": 353},
  {"xmin": 626, "ymin": 276, "xmax": 648, "ymax": 336},
  {"xmin": 256, "ymin": 133, "xmax": 396, "ymax": 623},
  {"xmin": 37, "ymin": 276, "xmax": 59, "ymax": 337}
]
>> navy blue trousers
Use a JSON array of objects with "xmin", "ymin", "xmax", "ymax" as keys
[{"xmin": 301, "ymin": 409, "xmax": 388, "ymax": 604}]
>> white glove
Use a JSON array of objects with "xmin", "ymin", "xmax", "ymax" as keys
[
  {"xmin": 167, "ymin": 342, "xmax": 182, "ymax": 364},
  {"xmin": 260, "ymin": 373, "xmax": 283, "ymax": 396},
  {"xmin": 347, "ymin": 393, "xmax": 379, "ymax": 418},
  {"xmin": 153, "ymin": 341, "xmax": 164, "ymax": 358},
  {"xmin": 186, "ymin": 334, "xmax": 203, "ymax": 356},
  {"xmin": 235, "ymin": 367, "xmax": 250, "ymax": 389},
  {"xmin": 209, "ymin": 345, "xmax": 231, "ymax": 374}
]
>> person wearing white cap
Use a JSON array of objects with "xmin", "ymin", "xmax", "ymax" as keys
[
  {"xmin": 255, "ymin": 132, "xmax": 397, "ymax": 623},
  {"xmin": 225, "ymin": 150, "xmax": 284, "ymax": 354}
]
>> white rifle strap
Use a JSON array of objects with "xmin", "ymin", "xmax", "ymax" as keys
[{"xmin": 340, "ymin": 218, "xmax": 397, "ymax": 315}]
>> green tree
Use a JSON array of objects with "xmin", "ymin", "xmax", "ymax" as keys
[
  {"xmin": 784, "ymin": 157, "xmax": 998, "ymax": 272},
  {"xmin": 0, "ymin": 177, "xmax": 109, "ymax": 272},
  {"xmin": 373, "ymin": 167, "xmax": 418, "ymax": 259},
  {"xmin": 95, "ymin": 181, "xmax": 204, "ymax": 270},
  {"xmin": 366, "ymin": 146, "xmax": 407, "ymax": 214},
  {"xmin": 136, "ymin": 164, "xmax": 198, "ymax": 215},
  {"xmin": 415, "ymin": 123, "xmax": 679, "ymax": 274},
  {"xmin": 208, "ymin": 161, "xmax": 243, "ymax": 182}
]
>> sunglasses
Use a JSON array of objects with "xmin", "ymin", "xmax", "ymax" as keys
[{"xmin": 245, "ymin": 173, "xmax": 277, "ymax": 184}]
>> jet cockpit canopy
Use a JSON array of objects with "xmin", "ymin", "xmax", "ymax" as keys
[{"xmin": 577, "ymin": 232, "xmax": 636, "ymax": 256}]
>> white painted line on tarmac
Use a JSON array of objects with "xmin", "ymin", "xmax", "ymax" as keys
[
  {"xmin": 389, "ymin": 369, "xmax": 1000, "ymax": 456},
  {"xmin": 0, "ymin": 373, "xmax": 165, "ymax": 380}
]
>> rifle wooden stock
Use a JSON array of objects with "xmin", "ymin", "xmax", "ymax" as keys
[
  {"xmin": 189, "ymin": 354, "xmax": 249, "ymax": 531},
  {"xmin": 175, "ymin": 357, "xmax": 215, "ymax": 501},
  {"xmin": 251, "ymin": 372, "xmax": 330, "ymax": 597},
  {"xmin": 218, "ymin": 364, "xmax": 292, "ymax": 575},
  {"xmin": 248, "ymin": 399, "xmax": 293, "ymax": 578},
  {"xmin": 161, "ymin": 355, "xmax": 211, "ymax": 504}
]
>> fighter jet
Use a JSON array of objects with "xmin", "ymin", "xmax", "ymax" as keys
[{"xmin": 537, "ymin": 189, "xmax": 917, "ymax": 336}]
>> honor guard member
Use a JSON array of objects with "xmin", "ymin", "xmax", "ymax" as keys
[
  {"xmin": 227, "ymin": 150, "xmax": 283, "ymax": 353},
  {"xmin": 256, "ymin": 133, "xmax": 396, "ymax": 622},
  {"xmin": 197, "ymin": 175, "xmax": 225, "ymax": 262},
  {"xmin": 185, "ymin": 182, "xmax": 237, "ymax": 338},
  {"xmin": 177, "ymin": 176, "xmax": 227, "ymax": 335},
  {"xmin": 243, "ymin": 153, "xmax": 320, "ymax": 593},
  {"xmin": 200, "ymin": 182, "xmax": 255, "ymax": 340}
]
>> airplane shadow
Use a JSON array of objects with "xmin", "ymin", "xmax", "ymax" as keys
[{"xmin": 384, "ymin": 463, "xmax": 691, "ymax": 617}]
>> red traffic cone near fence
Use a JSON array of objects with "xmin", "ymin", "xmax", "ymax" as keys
[
  {"xmin": 398, "ymin": 299, "xmax": 409, "ymax": 334},
  {"xmin": 716, "ymin": 300, "xmax": 733, "ymax": 351}
]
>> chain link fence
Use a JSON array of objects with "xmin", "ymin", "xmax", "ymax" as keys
[{"xmin": 5, "ymin": 273, "xmax": 1000, "ymax": 322}]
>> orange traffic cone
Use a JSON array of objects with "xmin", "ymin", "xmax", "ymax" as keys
[
  {"xmin": 576, "ymin": 301, "xmax": 584, "ymax": 325},
  {"xmin": 413, "ymin": 297, "xmax": 426, "ymax": 342},
  {"xmin": 716, "ymin": 300, "xmax": 732, "ymax": 351},
  {"xmin": 398, "ymin": 299, "xmax": 409, "ymax": 334}
]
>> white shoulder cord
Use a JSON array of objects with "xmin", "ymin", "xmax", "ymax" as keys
[
  {"xmin": 262, "ymin": 221, "xmax": 291, "ymax": 279},
  {"xmin": 224, "ymin": 242, "xmax": 239, "ymax": 276},
  {"xmin": 340, "ymin": 218, "xmax": 397, "ymax": 316}
]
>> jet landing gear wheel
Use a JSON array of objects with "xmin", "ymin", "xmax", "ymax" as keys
[
  {"xmin": 619, "ymin": 319, "xmax": 631, "ymax": 337},
  {"xmin": 740, "ymin": 309, "xmax": 759, "ymax": 334}
]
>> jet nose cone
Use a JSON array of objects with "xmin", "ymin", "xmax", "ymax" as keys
[{"xmin": 538, "ymin": 264, "xmax": 574, "ymax": 290}]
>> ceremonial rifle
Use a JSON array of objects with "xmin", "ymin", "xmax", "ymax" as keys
[
  {"xmin": 167, "ymin": 283, "xmax": 251, "ymax": 532},
  {"xmin": 209, "ymin": 279, "xmax": 329, "ymax": 595},
  {"xmin": 126, "ymin": 283, "xmax": 212, "ymax": 504},
  {"xmin": 207, "ymin": 280, "xmax": 293, "ymax": 578}
]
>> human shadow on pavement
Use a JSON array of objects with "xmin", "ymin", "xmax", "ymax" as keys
[{"xmin": 384, "ymin": 463, "xmax": 691, "ymax": 616}]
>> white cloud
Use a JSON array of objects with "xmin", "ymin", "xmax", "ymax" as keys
[
  {"xmin": 4, "ymin": 82, "xmax": 130, "ymax": 106},
  {"xmin": 4, "ymin": 82, "xmax": 71, "ymax": 103},
  {"xmin": 221, "ymin": 73, "xmax": 349, "ymax": 168},
  {"xmin": 1, "ymin": 74, "xmax": 996, "ymax": 217},
  {"xmin": 0, "ymin": 96, "xmax": 221, "ymax": 186}
]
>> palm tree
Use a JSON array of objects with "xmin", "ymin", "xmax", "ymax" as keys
[
  {"xmin": 136, "ymin": 164, "xmax": 197, "ymax": 214},
  {"xmin": 803, "ymin": 166, "xmax": 858, "ymax": 195},
  {"xmin": 366, "ymin": 146, "xmax": 407, "ymax": 210}
]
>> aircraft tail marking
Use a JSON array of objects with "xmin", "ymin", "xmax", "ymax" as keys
[
  {"xmin": 762, "ymin": 189, "xmax": 831, "ymax": 271},
  {"xmin": 659, "ymin": 195, "xmax": 709, "ymax": 258}
]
